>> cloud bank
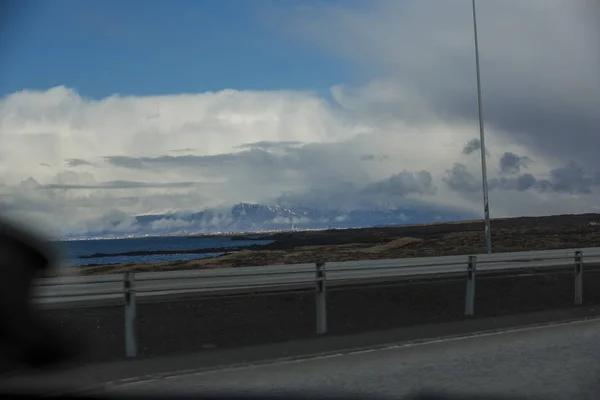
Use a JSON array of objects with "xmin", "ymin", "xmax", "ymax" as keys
[{"xmin": 1, "ymin": 0, "xmax": 599, "ymax": 237}]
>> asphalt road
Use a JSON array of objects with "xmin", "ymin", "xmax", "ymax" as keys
[{"xmin": 110, "ymin": 318, "xmax": 600, "ymax": 400}]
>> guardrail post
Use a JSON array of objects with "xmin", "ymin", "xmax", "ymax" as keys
[
  {"xmin": 574, "ymin": 251, "xmax": 583, "ymax": 305},
  {"xmin": 465, "ymin": 255, "xmax": 477, "ymax": 316},
  {"xmin": 315, "ymin": 261, "xmax": 327, "ymax": 334},
  {"xmin": 124, "ymin": 272, "xmax": 137, "ymax": 358}
]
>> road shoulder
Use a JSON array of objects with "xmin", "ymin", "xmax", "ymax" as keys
[{"xmin": 2, "ymin": 304, "xmax": 600, "ymax": 395}]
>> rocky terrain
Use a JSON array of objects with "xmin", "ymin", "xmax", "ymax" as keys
[{"xmin": 77, "ymin": 213, "xmax": 600, "ymax": 275}]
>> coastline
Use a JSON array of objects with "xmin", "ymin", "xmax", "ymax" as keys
[
  {"xmin": 76, "ymin": 243, "xmax": 269, "ymax": 260},
  {"xmin": 74, "ymin": 213, "xmax": 600, "ymax": 275}
]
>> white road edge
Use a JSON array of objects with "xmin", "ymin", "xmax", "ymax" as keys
[{"xmin": 106, "ymin": 316, "xmax": 600, "ymax": 390}]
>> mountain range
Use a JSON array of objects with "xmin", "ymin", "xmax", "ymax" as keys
[{"xmin": 74, "ymin": 203, "xmax": 478, "ymax": 239}]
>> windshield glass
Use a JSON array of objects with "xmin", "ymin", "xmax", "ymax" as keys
[{"xmin": 1, "ymin": 0, "xmax": 599, "ymax": 398}]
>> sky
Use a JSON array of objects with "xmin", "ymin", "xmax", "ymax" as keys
[{"xmin": 1, "ymin": 0, "xmax": 599, "ymax": 236}]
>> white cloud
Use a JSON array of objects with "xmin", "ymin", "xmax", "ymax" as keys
[{"xmin": 1, "ymin": 0, "xmax": 599, "ymax": 236}]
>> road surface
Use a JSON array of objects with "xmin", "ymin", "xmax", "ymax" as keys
[{"xmin": 109, "ymin": 318, "xmax": 600, "ymax": 399}]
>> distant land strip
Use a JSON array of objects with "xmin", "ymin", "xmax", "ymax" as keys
[{"xmin": 78, "ymin": 245, "xmax": 267, "ymax": 259}]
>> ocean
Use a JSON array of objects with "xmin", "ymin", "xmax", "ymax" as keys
[{"xmin": 58, "ymin": 236, "xmax": 272, "ymax": 267}]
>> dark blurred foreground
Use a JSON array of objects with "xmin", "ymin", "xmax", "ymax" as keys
[{"xmin": 0, "ymin": 216, "xmax": 82, "ymax": 373}]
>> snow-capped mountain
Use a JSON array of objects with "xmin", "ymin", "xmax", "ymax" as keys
[{"xmin": 72, "ymin": 203, "xmax": 477, "ymax": 238}]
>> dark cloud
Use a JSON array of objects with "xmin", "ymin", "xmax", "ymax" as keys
[
  {"xmin": 289, "ymin": 0, "xmax": 600, "ymax": 172},
  {"xmin": 462, "ymin": 138, "xmax": 489, "ymax": 156},
  {"xmin": 488, "ymin": 174, "xmax": 537, "ymax": 192},
  {"xmin": 104, "ymin": 156, "xmax": 146, "ymax": 169},
  {"xmin": 236, "ymin": 141, "xmax": 303, "ymax": 150},
  {"xmin": 446, "ymin": 160, "xmax": 600, "ymax": 195},
  {"xmin": 40, "ymin": 181, "xmax": 199, "ymax": 190},
  {"xmin": 412, "ymin": 2, "xmax": 600, "ymax": 172},
  {"xmin": 170, "ymin": 148, "xmax": 196, "ymax": 153},
  {"xmin": 443, "ymin": 163, "xmax": 480, "ymax": 193},
  {"xmin": 104, "ymin": 149, "xmax": 281, "ymax": 170},
  {"xmin": 65, "ymin": 158, "xmax": 93, "ymax": 167},
  {"xmin": 362, "ymin": 170, "xmax": 436, "ymax": 197},
  {"xmin": 499, "ymin": 152, "xmax": 532, "ymax": 174},
  {"xmin": 19, "ymin": 177, "xmax": 41, "ymax": 189},
  {"xmin": 40, "ymin": 163, "xmax": 51, "ymax": 167},
  {"xmin": 462, "ymin": 139, "xmax": 480, "ymax": 155},
  {"xmin": 103, "ymin": 144, "xmax": 371, "ymax": 191},
  {"xmin": 360, "ymin": 154, "xmax": 389, "ymax": 162},
  {"xmin": 274, "ymin": 171, "xmax": 440, "ymax": 213},
  {"xmin": 536, "ymin": 162, "xmax": 598, "ymax": 195}
]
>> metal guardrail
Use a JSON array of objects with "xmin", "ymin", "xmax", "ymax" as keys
[{"xmin": 32, "ymin": 246, "xmax": 600, "ymax": 358}]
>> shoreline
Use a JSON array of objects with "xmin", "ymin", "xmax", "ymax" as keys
[
  {"xmin": 62, "ymin": 212, "xmax": 600, "ymax": 242},
  {"xmin": 77, "ymin": 243, "xmax": 270, "ymax": 260},
  {"xmin": 73, "ymin": 212, "xmax": 600, "ymax": 275}
]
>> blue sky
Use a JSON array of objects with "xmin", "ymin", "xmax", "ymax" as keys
[{"xmin": 1, "ymin": 0, "xmax": 364, "ymax": 99}]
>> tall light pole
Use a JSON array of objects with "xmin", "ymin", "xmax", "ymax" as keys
[{"xmin": 472, "ymin": 0, "xmax": 492, "ymax": 254}]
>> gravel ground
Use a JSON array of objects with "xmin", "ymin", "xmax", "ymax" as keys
[{"xmin": 39, "ymin": 268, "xmax": 600, "ymax": 364}]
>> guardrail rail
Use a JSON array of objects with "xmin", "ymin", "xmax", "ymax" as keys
[{"xmin": 32, "ymin": 246, "xmax": 600, "ymax": 358}]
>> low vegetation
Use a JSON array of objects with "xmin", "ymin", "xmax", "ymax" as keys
[{"xmin": 76, "ymin": 213, "xmax": 600, "ymax": 275}]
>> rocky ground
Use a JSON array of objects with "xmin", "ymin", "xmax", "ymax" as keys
[{"xmin": 76, "ymin": 213, "xmax": 600, "ymax": 275}]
